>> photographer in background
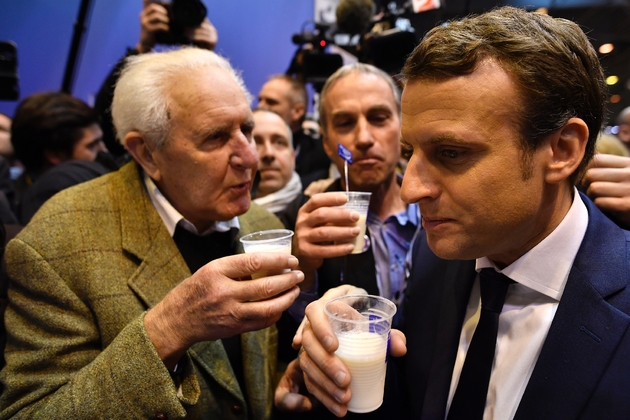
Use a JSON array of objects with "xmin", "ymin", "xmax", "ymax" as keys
[{"xmin": 94, "ymin": 0, "xmax": 218, "ymax": 159}]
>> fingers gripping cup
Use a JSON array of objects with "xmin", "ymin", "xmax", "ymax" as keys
[
  {"xmin": 340, "ymin": 191, "xmax": 372, "ymax": 254},
  {"xmin": 239, "ymin": 229, "xmax": 294, "ymax": 279},
  {"xmin": 325, "ymin": 295, "xmax": 397, "ymax": 413}
]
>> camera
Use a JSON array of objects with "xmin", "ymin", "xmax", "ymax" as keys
[
  {"xmin": 290, "ymin": 24, "xmax": 343, "ymax": 91},
  {"xmin": 153, "ymin": 0, "xmax": 207, "ymax": 46}
]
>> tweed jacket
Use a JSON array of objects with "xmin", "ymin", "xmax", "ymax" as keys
[{"xmin": 0, "ymin": 161, "xmax": 283, "ymax": 419}]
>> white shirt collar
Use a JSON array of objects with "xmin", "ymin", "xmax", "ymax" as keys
[
  {"xmin": 143, "ymin": 172, "xmax": 240, "ymax": 237},
  {"xmin": 476, "ymin": 188, "xmax": 588, "ymax": 301}
]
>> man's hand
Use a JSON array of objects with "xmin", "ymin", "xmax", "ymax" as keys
[
  {"xmin": 292, "ymin": 285, "xmax": 367, "ymax": 350},
  {"xmin": 280, "ymin": 285, "xmax": 406, "ymax": 417},
  {"xmin": 137, "ymin": 2, "xmax": 218, "ymax": 54},
  {"xmin": 183, "ymin": 18, "xmax": 218, "ymax": 50},
  {"xmin": 144, "ymin": 252, "xmax": 303, "ymax": 369},
  {"xmin": 137, "ymin": 0, "xmax": 170, "ymax": 53},
  {"xmin": 274, "ymin": 358, "xmax": 317, "ymax": 412},
  {"xmin": 300, "ymin": 299, "xmax": 407, "ymax": 417},
  {"xmin": 581, "ymin": 153, "xmax": 630, "ymax": 228},
  {"xmin": 293, "ymin": 192, "xmax": 360, "ymax": 289}
]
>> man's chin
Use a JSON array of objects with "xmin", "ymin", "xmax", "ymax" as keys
[
  {"xmin": 426, "ymin": 236, "xmax": 480, "ymax": 261},
  {"xmin": 212, "ymin": 198, "xmax": 252, "ymax": 221}
]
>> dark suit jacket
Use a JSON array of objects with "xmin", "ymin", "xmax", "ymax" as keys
[
  {"xmin": 1, "ymin": 161, "xmax": 284, "ymax": 419},
  {"xmin": 293, "ymin": 129, "xmax": 330, "ymax": 188},
  {"xmin": 402, "ymin": 194, "xmax": 630, "ymax": 419}
]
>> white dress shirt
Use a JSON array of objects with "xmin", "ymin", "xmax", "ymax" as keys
[
  {"xmin": 143, "ymin": 172, "xmax": 239, "ymax": 237},
  {"xmin": 446, "ymin": 190, "xmax": 589, "ymax": 420}
]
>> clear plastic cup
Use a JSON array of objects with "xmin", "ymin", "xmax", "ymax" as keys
[
  {"xmin": 325, "ymin": 294, "xmax": 397, "ymax": 413},
  {"xmin": 319, "ymin": 191, "xmax": 372, "ymax": 254},
  {"xmin": 239, "ymin": 229, "xmax": 294, "ymax": 279}
]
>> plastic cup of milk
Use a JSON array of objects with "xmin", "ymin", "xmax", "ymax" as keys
[
  {"xmin": 324, "ymin": 294, "xmax": 397, "ymax": 413},
  {"xmin": 342, "ymin": 192, "xmax": 371, "ymax": 253},
  {"xmin": 239, "ymin": 229, "xmax": 294, "ymax": 279},
  {"xmin": 319, "ymin": 191, "xmax": 372, "ymax": 254}
]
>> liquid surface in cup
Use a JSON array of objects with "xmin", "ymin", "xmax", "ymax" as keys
[
  {"xmin": 336, "ymin": 331, "xmax": 388, "ymax": 413},
  {"xmin": 242, "ymin": 243, "xmax": 291, "ymax": 279}
]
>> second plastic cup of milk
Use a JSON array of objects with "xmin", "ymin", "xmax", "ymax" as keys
[
  {"xmin": 324, "ymin": 294, "xmax": 397, "ymax": 413},
  {"xmin": 239, "ymin": 229, "xmax": 294, "ymax": 279},
  {"xmin": 342, "ymin": 191, "xmax": 371, "ymax": 253}
]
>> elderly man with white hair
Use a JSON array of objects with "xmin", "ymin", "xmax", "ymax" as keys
[{"xmin": 0, "ymin": 48, "xmax": 303, "ymax": 419}]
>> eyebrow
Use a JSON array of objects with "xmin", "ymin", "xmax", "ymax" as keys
[
  {"xmin": 401, "ymin": 132, "xmax": 473, "ymax": 147},
  {"xmin": 426, "ymin": 133, "xmax": 469, "ymax": 145},
  {"xmin": 330, "ymin": 104, "xmax": 394, "ymax": 119},
  {"xmin": 87, "ymin": 137, "xmax": 103, "ymax": 148},
  {"xmin": 197, "ymin": 118, "xmax": 255, "ymax": 139},
  {"xmin": 366, "ymin": 104, "xmax": 394, "ymax": 113}
]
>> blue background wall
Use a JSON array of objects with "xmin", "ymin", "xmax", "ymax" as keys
[{"xmin": 0, "ymin": 0, "xmax": 314, "ymax": 117}]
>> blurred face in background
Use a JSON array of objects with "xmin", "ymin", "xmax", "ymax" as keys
[
  {"xmin": 0, "ymin": 113, "xmax": 13, "ymax": 158},
  {"xmin": 70, "ymin": 123, "xmax": 106, "ymax": 161},
  {"xmin": 253, "ymin": 110, "xmax": 295, "ymax": 197},
  {"xmin": 258, "ymin": 78, "xmax": 304, "ymax": 132}
]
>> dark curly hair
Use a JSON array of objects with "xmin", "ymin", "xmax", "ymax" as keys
[{"xmin": 11, "ymin": 92, "xmax": 98, "ymax": 174}]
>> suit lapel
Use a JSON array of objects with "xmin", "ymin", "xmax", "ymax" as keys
[
  {"xmin": 420, "ymin": 256, "xmax": 476, "ymax": 419},
  {"xmin": 403, "ymin": 230, "xmax": 476, "ymax": 418},
  {"xmin": 115, "ymin": 162, "xmax": 246, "ymax": 401},
  {"xmin": 515, "ymin": 197, "xmax": 630, "ymax": 419},
  {"xmin": 112, "ymin": 162, "xmax": 189, "ymax": 307}
]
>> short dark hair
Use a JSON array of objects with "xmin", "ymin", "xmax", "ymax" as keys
[
  {"xmin": 11, "ymin": 92, "xmax": 98, "ymax": 174},
  {"xmin": 401, "ymin": 6, "xmax": 607, "ymax": 184}
]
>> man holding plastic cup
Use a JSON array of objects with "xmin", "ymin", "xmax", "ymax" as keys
[
  {"xmin": 279, "ymin": 6, "xmax": 630, "ymax": 420},
  {"xmin": 1, "ymin": 48, "xmax": 303, "ymax": 419},
  {"xmin": 273, "ymin": 63, "xmax": 420, "ymax": 419},
  {"xmin": 293, "ymin": 63, "xmax": 421, "ymax": 325}
]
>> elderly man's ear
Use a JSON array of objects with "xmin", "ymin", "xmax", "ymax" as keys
[{"xmin": 125, "ymin": 132, "xmax": 162, "ymax": 181}]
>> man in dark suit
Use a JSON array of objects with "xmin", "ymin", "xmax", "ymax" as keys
[
  {"xmin": 277, "ymin": 7, "xmax": 630, "ymax": 419},
  {"xmin": 1, "ymin": 48, "xmax": 303, "ymax": 419}
]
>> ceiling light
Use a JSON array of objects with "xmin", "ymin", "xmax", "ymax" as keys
[
  {"xmin": 606, "ymin": 75, "xmax": 619, "ymax": 85},
  {"xmin": 599, "ymin": 43, "xmax": 614, "ymax": 54}
]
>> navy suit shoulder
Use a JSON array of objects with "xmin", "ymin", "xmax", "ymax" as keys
[{"xmin": 515, "ymin": 194, "xmax": 630, "ymax": 420}]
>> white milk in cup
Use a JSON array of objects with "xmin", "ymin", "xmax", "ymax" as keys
[
  {"xmin": 325, "ymin": 295, "xmax": 397, "ymax": 413},
  {"xmin": 239, "ymin": 229, "xmax": 293, "ymax": 279},
  {"xmin": 319, "ymin": 191, "xmax": 372, "ymax": 254},
  {"xmin": 342, "ymin": 192, "xmax": 371, "ymax": 253}
]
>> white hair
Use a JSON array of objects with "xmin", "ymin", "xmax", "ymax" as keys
[{"xmin": 112, "ymin": 47, "xmax": 252, "ymax": 149}]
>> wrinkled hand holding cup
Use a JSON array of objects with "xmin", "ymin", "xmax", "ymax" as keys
[
  {"xmin": 240, "ymin": 229, "xmax": 294, "ymax": 279},
  {"xmin": 325, "ymin": 294, "xmax": 397, "ymax": 413}
]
